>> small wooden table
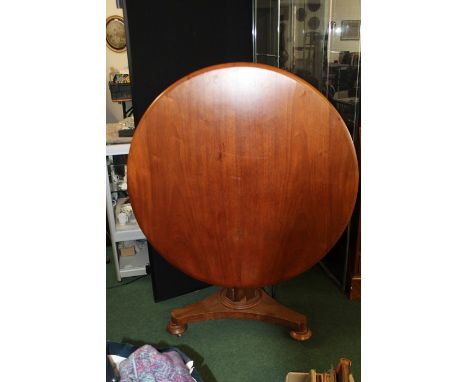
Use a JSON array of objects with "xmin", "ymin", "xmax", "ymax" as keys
[
  {"xmin": 111, "ymin": 97, "xmax": 133, "ymax": 119},
  {"xmin": 128, "ymin": 63, "xmax": 359, "ymax": 340}
]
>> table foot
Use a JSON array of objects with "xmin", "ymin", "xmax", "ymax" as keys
[
  {"xmin": 166, "ymin": 287, "xmax": 312, "ymax": 341},
  {"xmin": 290, "ymin": 328, "xmax": 312, "ymax": 341},
  {"xmin": 167, "ymin": 320, "xmax": 187, "ymax": 336}
]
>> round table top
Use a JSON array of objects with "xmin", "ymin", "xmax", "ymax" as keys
[{"xmin": 128, "ymin": 63, "xmax": 358, "ymax": 288}]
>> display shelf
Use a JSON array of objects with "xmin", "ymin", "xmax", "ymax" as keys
[
  {"xmin": 107, "ymin": 139, "xmax": 149, "ymax": 281},
  {"xmin": 119, "ymin": 242, "xmax": 149, "ymax": 278},
  {"xmin": 114, "ymin": 225, "xmax": 146, "ymax": 242},
  {"xmin": 106, "ymin": 143, "xmax": 131, "ymax": 156}
]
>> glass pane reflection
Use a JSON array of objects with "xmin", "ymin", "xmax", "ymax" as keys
[{"xmin": 253, "ymin": 0, "xmax": 361, "ymax": 135}]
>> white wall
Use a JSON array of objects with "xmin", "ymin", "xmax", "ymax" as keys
[
  {"xmin": 329, "ymin": 0, "xmax": 361, "ymax": 62},
  {"xmin": 106, "ymin": 0, "xmax": 131, "ymax": 123}
]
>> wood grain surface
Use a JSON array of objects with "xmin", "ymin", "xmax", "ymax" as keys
[
  {"xmin": 128, "ymin": 63, "xmax": 358, "ymax": 288},
  {"xmin": 167, "ymin": 287, "xmax": 311, "ymax": 340}
]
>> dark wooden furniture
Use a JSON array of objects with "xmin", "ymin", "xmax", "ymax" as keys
[
  {"xmin": 348, "ymin": 126, "xmax": 361, "ymax": 300},
  {"xmin": 111, "ymin": 98, "xmax": 133, "ymax": 119},
  {"xmin": 128, "ymin": 63, "xmax": 358, "ymax": 340},
  {"xmin": 348, "ymin": 216, "xmax": 361, "ymax": 300}
]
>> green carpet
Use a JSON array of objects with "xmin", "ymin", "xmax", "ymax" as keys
[{"xmin": 106, "ymin": 247, "xmax": 360, "ymax": 382}]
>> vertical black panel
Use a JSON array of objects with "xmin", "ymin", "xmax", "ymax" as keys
[
  {"xmin": 148, "ymin": 246, "xmax": 209, "ymax": 302},
  {"xmin": 124, "ymin": 0, "xmax": 253, "ymax": 125},
  {"xmin": 123, "ymin": 0, "xmax": 253, "ymax": 301}
]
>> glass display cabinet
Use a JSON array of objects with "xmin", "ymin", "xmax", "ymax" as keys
[
  {"xmin": 254, "ymin": 0, "xmax": 329, "ymax": 88},
  {"xmin": 253, "ymin": 0, "xmax": 361, "ymax": 296},
  {"xmin": 106, "ymin": 143, "xmax": 149, "ymax": 281},
  {"xmin": 253, "ymin": 0, "xmax": 360, "ymax": 137}
]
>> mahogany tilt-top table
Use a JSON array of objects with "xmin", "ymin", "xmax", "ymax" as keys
[{"xmin": 128, "ymin": 63, "xmax": 358, "ymax": 340}]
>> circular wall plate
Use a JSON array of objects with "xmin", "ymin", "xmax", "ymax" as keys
[
  {"xmin": 106, "ymin": 15, "xmax": 126, "ymax": 53},
  {"xmin": 307, "ymin": 1, "xmax": 321, "ymax": 12},
  {"xmin": 308, "ymin": 16, "xmax": 320, "ymax": 30}
]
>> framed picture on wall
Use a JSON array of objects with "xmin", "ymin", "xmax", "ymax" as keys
[
  {"xmin": 106, "ymin": 15, "xmax": 127, "ymax": 52},
  {"xmin": 340, "ymin": 20, "xmax": 360, "ymax": 41}
]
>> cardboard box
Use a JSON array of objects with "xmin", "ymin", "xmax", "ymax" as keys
[{"xmin": 120, "ymin": 246, "xmax": 135, "ymax": 257}]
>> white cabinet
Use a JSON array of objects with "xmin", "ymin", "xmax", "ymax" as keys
[{"xmin": 106, "ymin": 142, "xmax": 149, "ymax": 281}]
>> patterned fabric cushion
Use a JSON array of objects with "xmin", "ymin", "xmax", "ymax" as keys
[{"xmin": 119, "ymin": 345, "xmax": 194, "ymax": 382}]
